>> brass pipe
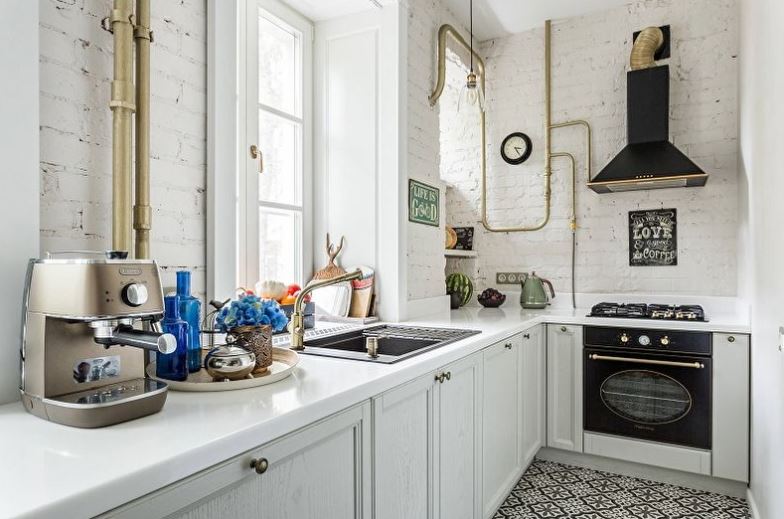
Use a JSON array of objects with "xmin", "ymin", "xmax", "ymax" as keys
[
  {"xmin": 109, "ymin": 0, "xmax": 136, "ymax": 254},
  {"xmin": 550, "ymin": 120, "xmax": 593, "ymax": 182},
  {"xmin": 134, "ymin": 0, "xmax": 152, "ymax": 259}
]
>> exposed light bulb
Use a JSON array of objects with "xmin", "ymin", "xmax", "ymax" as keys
[{"xmin": 457, "ymin": 72, "xmax": 485, "ymax": 113}]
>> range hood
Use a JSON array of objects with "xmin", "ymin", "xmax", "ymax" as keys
[{"xmin": 588, "ymin": 28, "xmax": 708, "ymax": 194}]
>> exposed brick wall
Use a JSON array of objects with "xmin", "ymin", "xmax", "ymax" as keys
[
  {"xmin": 441, "ymin": 0, "xmax": 740, "ymax": 297},
  {"xmin": 39, "ymin": 0, "xmax": 207, "ymax": 297}
]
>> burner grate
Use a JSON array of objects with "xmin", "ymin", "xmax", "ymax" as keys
[{"xmin": 588, "ymin": 303, "xmax": 706, "ymax": 321}]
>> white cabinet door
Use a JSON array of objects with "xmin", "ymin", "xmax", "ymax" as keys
[
  {"xmin": 712, "ymin": 333, "xmax": 750, "ymax": 482},
  {"xmin": 437, "ymin": 352, "xmax": 482, "ymax": 519},
  {"xmin": 546, "ymin": 324, "xmax": 583, "ymax": 452},
  {"xmin": 102, "ymin": 403, "xmax": 371, "ymax": 519},
  {"xmin": 481, "ymin": 335, "xmax": 523, "ymax": 518},
  {"xmin": 373, "ymin": 373, "xmax": 437, "ymax": 519},
  {"xmin": 521, "ymin": 325, "xmax": 545, "ymax": 466}
]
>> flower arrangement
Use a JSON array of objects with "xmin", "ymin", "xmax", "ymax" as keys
[{"xmin": 215, "ymin": 294, "xmax": 289, "ymax": 333}]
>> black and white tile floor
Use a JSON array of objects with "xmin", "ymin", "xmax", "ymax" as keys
[{"xmin": 493, "ymin": 459, "xmax": 750, "ymax": 518}]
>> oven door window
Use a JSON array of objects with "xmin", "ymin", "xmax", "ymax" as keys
[{"xmin": 600, "ymin": 370, "xmax": 692, "ymax": 425}]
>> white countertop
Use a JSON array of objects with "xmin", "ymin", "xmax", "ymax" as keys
[{"xmin": 0, "ymin": 305, "xmax": 750, "ymax": 519}]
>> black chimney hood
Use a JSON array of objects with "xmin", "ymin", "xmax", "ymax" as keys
[{"xmin": 588, "ymin": 65, "xmax": 708, "ymax": 194}]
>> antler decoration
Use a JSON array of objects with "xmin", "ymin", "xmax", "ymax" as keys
[{"xmin": 312, "ymin": 233, "xmax": 348, "ymax": 281}]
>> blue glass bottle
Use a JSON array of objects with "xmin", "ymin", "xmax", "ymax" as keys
[
  {"xmin": 157, "ymin": 295, "xmax": 189, "ymax": 381},
  {"xmin": 176, "ymin": 271, "xmax": 202, "ymax": 373}
]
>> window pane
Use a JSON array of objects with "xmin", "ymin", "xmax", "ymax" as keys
[
  {"xmin": 259, "ymin": 110, "xmax": 301, "ymax": 205},
  {"xmin": 259, "ymin": 207, "xmax": 301, "ymax": 284},
  {"xmin": 259, "ymin": 11, "xmax": 300, "ymax": 116}
]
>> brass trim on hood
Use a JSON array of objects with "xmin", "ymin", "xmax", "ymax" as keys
[{"xmin": 587, "ymin": 173, "xmax": 709, "ymax": 193}]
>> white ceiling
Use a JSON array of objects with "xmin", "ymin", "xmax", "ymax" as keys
[
  {"xmin": 442, "ymin": 0, "xmax": 634, "ymax": 40},
  {"xmin": 281, "ymin": 0, "xmax": 393, "ymax": 21},
  {"xmin": 282, "ymin": 0, "xmax": 632, "ymax": 39}
]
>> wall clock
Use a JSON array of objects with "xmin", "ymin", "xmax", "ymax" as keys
[{"xmin": 500, "ymin": 132, "xmax": 532, "ymax": 165}]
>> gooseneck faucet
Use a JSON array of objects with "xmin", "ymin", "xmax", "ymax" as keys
[{"xmin": 289, "ymin": 269, "xmax": 363, "ymax": 351}]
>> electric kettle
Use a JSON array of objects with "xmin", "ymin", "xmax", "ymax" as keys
[{"xmin": 520, "ymin": 272, "xmax": 555, "ymax": 309}]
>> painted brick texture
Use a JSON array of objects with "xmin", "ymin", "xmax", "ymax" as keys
[
  {"xmin": 39, "ymin": 0, "xmax": 207, "ymax": 297},
  {"xmin": 439, "ymin": 0, "xmax": 740, "ymax": 297}
]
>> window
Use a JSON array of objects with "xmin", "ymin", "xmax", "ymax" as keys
[{"xmin": 238, "ymin": 1, "xmax": 312, "ymax": 289}]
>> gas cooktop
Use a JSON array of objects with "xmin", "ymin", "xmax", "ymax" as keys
[{"xmin": 588, "ymin": 302, "xmax": 706, "ymax": 322}]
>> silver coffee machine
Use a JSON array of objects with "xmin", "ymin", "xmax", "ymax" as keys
[{"xmin": 20, "ymin": 252, "xmax": 176, "ymax": 428}]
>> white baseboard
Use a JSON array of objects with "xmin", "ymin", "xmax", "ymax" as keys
[
  {"xmin": 537, "ymin": 448, "xmax": 748, "ymax": 499},
  {"xmin": 747, "ymin": 488, "xmax": 761, "ymax": 519}
]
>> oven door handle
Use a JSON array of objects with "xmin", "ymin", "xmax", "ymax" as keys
[{"xmin": 588, "ymin": 354, "xmax": 705, "ymax": 369}]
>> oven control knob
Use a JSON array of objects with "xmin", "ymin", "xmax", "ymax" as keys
[
  {"xmin": 620, "ymin": 333, "xmax": 630, "ymax": 344},
  {"xmin": 121, "ymin": 283, "xmax": 148, "ymax": 307},
  {"xmin": 660, "ymin": 336, "xmax": 671, "ymax": 346},
  {"xmin": 638, "ymin": 335, "xmax": 651, "ymax": 346}
]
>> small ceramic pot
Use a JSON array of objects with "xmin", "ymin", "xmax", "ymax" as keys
[
  {"xmin": 449, "ymin": 291, "xmax": 462, "ymax": 310},
  {"xmin": 203, "ymin": 345, "xmax": 256, "ymax": 381},
  {"xmin": 226, "ymin": 325, "xmax": 273, "ymax": 373}
]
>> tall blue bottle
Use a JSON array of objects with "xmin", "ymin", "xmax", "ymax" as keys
[
  {"xmin": 157, "ymin": 295, "xmax": 189, "ymax": 381},
  {"xmin": 176, "ymin": 271, "xmax": 202, "ymax": 372}
]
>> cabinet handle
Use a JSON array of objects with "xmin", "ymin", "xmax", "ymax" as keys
[
  {"xmin": 727, "ymin": 336, "xmax": 736, "ymax": 343},
  {"xmin": 504, "ymin": 343, "xmax": 513, "ymax": 350},
  {"xmin": 523, "ymin": 333, "xmax": 530, "ymax": 339},
  {"xmin": 445, "ymin": 371, "xmax": 451, "ymax": 381},
  {"xmin": 250, "ymin": 457, "xmax": 269, "ymax": 474},
  {"xmin": 435, "ymin": 372, "xmax": 445, "ymax": 384},
  {"xmin": 560, "ymin": 326, "xmax": 567, "ymax": 332}
]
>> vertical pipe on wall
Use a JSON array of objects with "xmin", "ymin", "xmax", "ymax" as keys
[
  {"xmin": 134, "ymin": 0, "xmax": 151, "ymax": 259},
  {"xmin": 109, "ymin": 0, "xmax": 135, "ymax": 254}
]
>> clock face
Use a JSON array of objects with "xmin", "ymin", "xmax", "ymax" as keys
[{"xmin": 500, "ymin": 132, "xmax": 532, "ymax": 165}]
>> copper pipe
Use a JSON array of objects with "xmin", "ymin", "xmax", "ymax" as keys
[
  {"xmin": 109, "ymin": 0, "xmax": 136, "ymax": 253},
  {"xmin": 134, "ymin": 0, "xmax": 151, "ymax": 259}
]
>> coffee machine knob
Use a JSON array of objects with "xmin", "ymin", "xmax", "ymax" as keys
[{"xmin": 122, "ymin": 283, "xmax": 148, "ymax": 307}]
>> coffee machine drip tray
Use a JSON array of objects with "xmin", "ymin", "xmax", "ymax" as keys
[{"xmin": 23, "ymin": 378, "xmax": 168, "ymax": 428}]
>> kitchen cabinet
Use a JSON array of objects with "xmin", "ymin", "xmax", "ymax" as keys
[
  {"xmin": 101, "ymin": 403, "xmax": 371, "ymax": 519},
  {"xmin": 712, "ymin": 333, "xmax": 750, "ymax": 482},
  {"xmin": 436, "ymin": 352, "xmax": 483, "ymax": 519},
  {"xmin": 521, "ymin": 325, "xmax": 546, "ymax": 466},
  {"xmin": 481, "ymin": 334, "xmax": 523, "ymax": 518},
  {"xmin": 373, "ymin": 373, "xmax": 437, "ymax": 519},
  {"xmin": 374, "ymin": 351, "xmax": 482, "ymax": 519},
  {"xmin": 546, "ymin": 324, "xmax": 584, "ymax": 452}
]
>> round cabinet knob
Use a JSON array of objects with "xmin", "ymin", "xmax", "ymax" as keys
[
  {"xmin": 250, "ymin": 457, "xmax": 268, "ymax": 474},
  {"xmin": 727, "ymin": 336, "xmax": 736, "ymax": 343},
  {"xmin": 620, "ymin": 333, "xmax": 630, "ymax": 344},
  {"xmin": 660, "ymin": 336, "xmax": 670, "ymax": 346},
  {"xmin": 638, "ymin": 335, "xmax": 651, "ymax": 346},
  {"xmin": 121, "ymin": 283, "xmax": 148, "ymax": 307}
]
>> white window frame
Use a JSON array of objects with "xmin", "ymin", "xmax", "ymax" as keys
[{"xmin": 238, "ymin": 0, "xmax": 313, "ymax": 290}]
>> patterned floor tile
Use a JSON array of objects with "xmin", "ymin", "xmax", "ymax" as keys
[{"xmin": 492, "ymin": 459, "xmax": 750, "ymax": 519}]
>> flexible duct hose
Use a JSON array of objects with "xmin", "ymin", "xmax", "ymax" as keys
[{"xmin": 630, "ymin": 27, "xmax": 664, "ymax": 70}]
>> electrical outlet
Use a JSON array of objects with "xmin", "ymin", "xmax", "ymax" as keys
[{"xmin": 496, "ymin": 272, "xmax": 527, "ymax": 285}]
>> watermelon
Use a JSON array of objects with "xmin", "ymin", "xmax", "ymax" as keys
[{"xmin": 446, "ymin": 273, "xmax": 473, "ymax": 307}]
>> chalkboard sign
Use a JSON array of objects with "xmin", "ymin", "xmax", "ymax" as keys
[
  {"xmin": 408, "ymin": 179, "xmax": 440, "ymax": 227},
  {"xmin": 629, "ymin": 208, "xmax": 677, "ymax": 266},
  {"xmin": 453, "ymin": 226, "xmax": 474, "ymax": 250}
]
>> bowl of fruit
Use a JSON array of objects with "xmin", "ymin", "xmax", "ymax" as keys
[{"xmin": 477, "ymin": 288, "xmax": 506, "ymax": 308}]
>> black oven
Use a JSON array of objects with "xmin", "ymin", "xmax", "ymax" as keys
[{"xmin": 583, "ymin": 326, "xmax": 712, "ymax": 449}]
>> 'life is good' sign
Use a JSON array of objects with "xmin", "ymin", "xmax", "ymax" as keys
[{"xmin": 408, "ymin": 179, "xmax": 440, "ymax": 227}]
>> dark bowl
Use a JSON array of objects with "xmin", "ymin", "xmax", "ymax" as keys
[{"xmin": 478, "ymin": 294, "xmax": 506, "ymax": 308}]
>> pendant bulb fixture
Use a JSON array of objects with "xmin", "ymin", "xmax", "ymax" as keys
[{"xmin": 458, "ymin": 0, "xmax": 485, "ymax": 113}]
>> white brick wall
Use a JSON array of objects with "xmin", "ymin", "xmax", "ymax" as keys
[
  {"xmin": 439, "ymin": 0, "xmax": 740, "ymax": 297},
  {"xmin": 39, "ymin": 0, "xmax": 207, "ymax": 297}
]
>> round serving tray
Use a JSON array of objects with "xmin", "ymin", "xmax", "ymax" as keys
[{"xmin": 147, "ymin": 347, "xmax": 299, "ymax": 392}]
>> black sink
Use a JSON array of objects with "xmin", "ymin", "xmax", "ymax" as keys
[{"xmin": 300, "ymin": 325, "xmax": 480, "ymax": 364}]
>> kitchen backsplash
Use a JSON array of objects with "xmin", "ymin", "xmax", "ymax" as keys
[{"xmin": 439, "ymin": 0, "xmax": 739, "ymax": 298}]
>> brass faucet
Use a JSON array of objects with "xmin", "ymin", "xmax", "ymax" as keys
[{"xmin": 289, "ymin": 269, "xmax": 363, "ymax": 351}]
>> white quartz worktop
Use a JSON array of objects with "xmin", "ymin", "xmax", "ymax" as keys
[{"xmin": 0, "ymin": 305, "xmax": 750, "ymax": 519}]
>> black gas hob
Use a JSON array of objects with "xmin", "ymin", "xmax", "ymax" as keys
[{"xmin": 588, "ymin": 302, "xmax": 706, "ymax": 322}]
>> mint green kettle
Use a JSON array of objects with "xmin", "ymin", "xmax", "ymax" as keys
[{"xmin": 520, "ymin": 272, "xmax": 555, "ymax": 309}]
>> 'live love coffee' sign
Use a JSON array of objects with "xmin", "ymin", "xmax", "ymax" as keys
[{"xmin": 629, "ymin": 208, "xmax": 677, "ymax": 266}]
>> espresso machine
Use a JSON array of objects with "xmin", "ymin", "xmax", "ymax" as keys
[{"xmin": 20, "ymin": 251, "xmax": 176, "ymax": 428}]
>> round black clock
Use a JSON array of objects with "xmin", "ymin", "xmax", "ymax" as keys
[{"xmin": 500, "ymin": 132, "xmax": 532, "ymax": 165}]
